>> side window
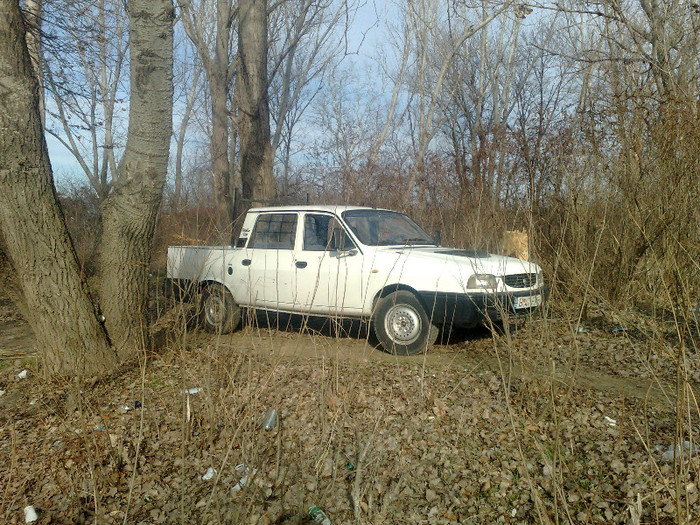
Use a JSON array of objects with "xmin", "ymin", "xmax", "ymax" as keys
[
  {"xmin": 303, "ymin": 214, "xmax": 354, "ymax": 251},
  {"xmin": 248, "ymin": 213, "xmax": 298, "ymax": 250}
]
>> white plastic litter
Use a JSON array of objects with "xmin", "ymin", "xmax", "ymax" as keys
[
  {"xmin": 260, "ymin": 408, "xmax": 278, "ymax": 430},
  {"xmin": 18, "ymin": 370, "xmax": 28, "ymax": 379},
  {"xmin": 661, "ymin": 441, "xmax": 698, "ymax": 461},
  {"xmin": 182, "ymin": 387, "xmax": 203, "ymax": 395},
  {"xmin": 201, "ymin": 467, "xmax": 216, "ymax": 481},
  {"xmin": 0, "ymin": 390, "xmax": 5, "ymax": 396},
  {"xmin": 604, "ymin": 416, "xmax": 617, "ymax": 427},
  {"xmin": 231, "ymin": 464, "xmax": 257, "ymax": 492},
  {"xmin": 120, "ymin": 405, "xmax": 133, "ymax": 412},
  {"xmin": 24, "ymin": 505, "xmax": 38, "ymax": 523}
]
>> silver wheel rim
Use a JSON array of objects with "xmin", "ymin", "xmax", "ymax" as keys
[
  {"xmin": 205, "ymin": 295, "xmax": 226, "ymax": 327},
  {"xmin": 384, "ymin": 304, "xmax": 422, "ymax": 344}
]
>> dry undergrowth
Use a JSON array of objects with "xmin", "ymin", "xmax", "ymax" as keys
[{"xmin": 1, "ymin": 303, "xmax": 698, "ymax": 525}]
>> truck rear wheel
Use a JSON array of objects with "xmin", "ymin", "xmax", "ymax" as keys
[
  {"xmin": 200, "ymin": 284, "xmax": 241, "ymax": 333},
  {"xmin": 373, "ymin": 291, "xmax": 438, "ymax": 355}
]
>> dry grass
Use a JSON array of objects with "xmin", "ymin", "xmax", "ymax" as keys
[{"xmin": 1, "ymin": 293, "xmax": 698, "ymax": 523}]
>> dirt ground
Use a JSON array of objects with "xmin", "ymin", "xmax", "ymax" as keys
[{"xmin": 1, "ymin": 299, "xmax": 699, "ymax": 524}]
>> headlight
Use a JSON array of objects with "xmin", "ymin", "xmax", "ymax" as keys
[{"xmin": 467, "ymin": 274, "xmax": 497, "ymax": 290}]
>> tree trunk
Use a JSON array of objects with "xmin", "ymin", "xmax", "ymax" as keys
[
  {"xmin": 24, "ymin": 0, "xmax": 43, "ymax": 127},
  {"xmin": 211, "ymin": 0, "xmax": 232, "ymax": 236},
  {"xmin": 0, "ymin": 0, "xmax": 117, "ymax": 375},
  {"xmin": 238, "ymin": 0, "xmax": 274, "ymax": 205},
  {"xmin": 210, "ymin": 58, "xmax": 231, "ymax": 234},
  {"xmin": 173, "ymin": 64, "xmax": 201, "ymax": 210},
  {"xmin": 180, "ymin": 0, "xmax": 234, "ymax": 238},
  {"xmin": 0, "ymin": 232, "xmax": 29, "ymax": 321},
  {"xmin": 96, "ymin": 0, "xmax": 174, "ymax": 358}
]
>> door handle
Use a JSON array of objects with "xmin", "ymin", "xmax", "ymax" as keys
[
  {"xmin": 295, "ymin": 261, "xmax": 307, "ymax": 269},
  {"xmin": 242, "ymin": 259, "xmax": 251, "ymax": 266}
]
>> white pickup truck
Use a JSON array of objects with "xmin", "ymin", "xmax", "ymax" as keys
[{"xmin": 166, "ymin": 205, "xmax": 546, "ymax": 355}]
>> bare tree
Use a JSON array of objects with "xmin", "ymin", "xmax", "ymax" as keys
[
  {"xmin": 268, "ymin": 0, "xmax": 359, "ymax": 180},
  {"xmin": 24, "ymin": 0, "xmax": 44, "ymax": 125},
  {"xmin": 43, "ymin": 0, "xmax": 129, "ymax": 200},
  {"xmin": 171, "ymin": 28, "xmax": 204, "ymax": 209},
  {"xmin": 238, "ymin": 0, "xmax": 274, "ymax": 204},
  {"xmin": 180, "ymin": 0, "xmax": 236, "ymax": 234},
  {"xmin": 96, "ymin": 0, "xmax": 174, "ymax": 357},
  {"xmin": 179, "ymin": 0, "xmax": 356, "ymax": 225},
  {"xmin": 0, "ymin": 0, "xmax": 117, "ymax": 375},
  {"xmin": 311, "ymin": 66, "xmax": 379, "ymax": 202},
  {"xmin": 391, "ymin": 0, "xmax": 516, "ymax": 207},
  {"xmin": 0, "ymin": 0, "xmax": 173, "ymax": 374},
  {"xmin": 539, "ymin": 0, "xmax": 700, "ymax": 301}
]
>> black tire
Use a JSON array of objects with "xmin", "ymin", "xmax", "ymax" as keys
[
  {"xmin": 373, "ymin": 291, "xmax": 439, "ymax": 355},
  {"xmin": 200, "ymin": 284, "xmax": 241, "ymax": 333}
]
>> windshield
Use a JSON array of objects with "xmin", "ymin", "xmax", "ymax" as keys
[{"xmin": 342, "ymin": 210, "xmax": 435, "ymax": 246}]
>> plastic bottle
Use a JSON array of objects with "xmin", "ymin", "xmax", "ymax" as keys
[
  {"xmin": 260, "ymin": 408, "xmax": 278, "ymax": 430},
  {"xmin": 308, "ymin": 505, "xmax": 331, "ymax": 525}
]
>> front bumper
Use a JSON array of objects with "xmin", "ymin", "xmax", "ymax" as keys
[{"xmin": 418, "ymin": 288, "xmax": 548, "ymax": 328}]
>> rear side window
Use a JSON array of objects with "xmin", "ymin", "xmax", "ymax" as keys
[{"xmin": 248, "ymin": 214, "xmax": 298, "ymax": 250}]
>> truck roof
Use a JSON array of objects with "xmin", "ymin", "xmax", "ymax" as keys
[{"xmin": 248, "ymin": 204, "xmax": 392, "ymax": 214}]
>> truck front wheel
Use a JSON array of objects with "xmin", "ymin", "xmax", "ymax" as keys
[
  {"xmin": 373, "ymin": 291, "xmax": 438, "ymax": 355},
  {"xmin": 200, "ymin": 284, "xmax": 241, "ymax": 334}
]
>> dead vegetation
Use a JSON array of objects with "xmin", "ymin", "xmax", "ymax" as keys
[{"xmin": 1, "ymin": 298, "xmax": 698, "ymax": 524}]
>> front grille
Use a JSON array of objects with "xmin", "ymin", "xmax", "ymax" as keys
[{"xmin": 504, "ymin": 273, "xmax": 537, "ymax": 289}]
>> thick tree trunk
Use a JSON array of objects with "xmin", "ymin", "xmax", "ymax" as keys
[
  {"xmin": 180, "ymin": 0, "xmax": 235, "ymax": 238},
  {"xmin": 207, "ymin": 0, "xmax": 233, "ymax": 237},
  {"xmin": 0, "ymin": 233, "xmax": 29, "ymax": 321},
  {"xmin": 97, "ymin": 0, "xmax": 173, "ymax": 358},
  {"xmin": 0, "ymin": 0, "xmax": 116, "ymax": 375},
  {"xmin": 24, "ymin": 0, "xmax": 43, "ymax": 127},
  {"xmin": 210, "ymin": 50, "xmax": 231, "ymax": 235},
  {"xmin": 238, "ymin": 0, "xmax": 274, "ymax": 205}
]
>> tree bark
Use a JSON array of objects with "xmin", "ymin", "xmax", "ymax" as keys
[
  {"xmin": 96, "ymin": 0, "xmax": 173, "ymax": 358},
  {"xmin": 173, "ymin": 65, "xmax": 201, "ymax": 209},
  {"xmin": 180, "ymin": 0, "xmax": 234, "ymax": 239},
  {"xmin": 24, "ymin": 0, "xmax": 43, "ymax": 127},
  {"xmin": 238, "ymin": 0, "xmax": 275, "ymax": 205},
  {"xmin": 0, "ymin": 232, "xmax": 29, "ymax": 321},
  {"xmin": 211, "ymin": 0, "xmax": 232, "ymax": 233},
  {"xmin": 0, "ymin": 0, "xmax": 117, "ymax": 375}
]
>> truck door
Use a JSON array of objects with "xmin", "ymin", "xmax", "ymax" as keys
[
  {"xmin": 295, "ymin": 213, "xmax": 364, "ymax": 315},
  {"xmin": 244, "ymin": 212, "xmax": 299, "ymax": 308}
]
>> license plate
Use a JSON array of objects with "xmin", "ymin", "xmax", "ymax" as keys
[{"xmin": 514, "ymin": 294, "xmax": 542, "ymax": 309}]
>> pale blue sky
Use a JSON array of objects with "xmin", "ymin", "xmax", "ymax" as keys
[{"xmin": 48, "ymin": 0, "xmax": 389, "ymax": 189}]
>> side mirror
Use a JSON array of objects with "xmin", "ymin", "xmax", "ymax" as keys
[
  {"xmin": 329, "ymin": 228, "xmax": 356, "ymax": 255},
  {"xmin": 329, "ymin": 228, "xmax": 343, "ymax": 251}
]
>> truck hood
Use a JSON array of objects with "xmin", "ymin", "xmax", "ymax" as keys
[
  {"xmin": 369, "ymin": 245, "xmax": 542, "ymax": 294},
  {"xmin": 378, "ymin": 246, "xmax": 539, "ymax": 275}
]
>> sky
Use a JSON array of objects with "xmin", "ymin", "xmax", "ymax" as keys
[
  {"xmin": 47, "ymin": 0, "xmax": 390, "ymax": 189},
  {"xmin": 48, "ymin": 135, "xmax": 84, "ymax": 182}
]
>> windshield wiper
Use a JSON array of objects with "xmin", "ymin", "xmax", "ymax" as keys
[
  {"xmin": 377, "ymin": 238, "xmax": 433, "ymax": 246},
  {"xmin": 403, "ymin": 238, "xmax": 434, "ymax": 245}
]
